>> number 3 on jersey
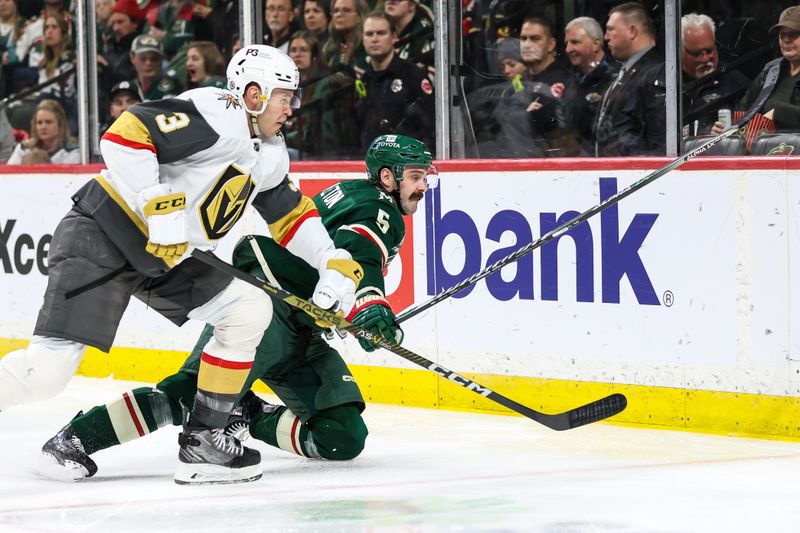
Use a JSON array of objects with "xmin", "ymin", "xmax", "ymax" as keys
[
  {"xmin": 376, "ymin": 209, "xmax": 390, "ymax": 234},
  {"xmin": 156, "ymin": 112, "xmax": 190, "ymax": 133}
]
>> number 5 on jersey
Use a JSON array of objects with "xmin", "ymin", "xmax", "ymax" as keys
[{"xmin": 376, "ymin": 209, "xmax": 390, "ymax": 234}]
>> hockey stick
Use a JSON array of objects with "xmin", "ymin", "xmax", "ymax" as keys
[
  {"xmin": 397, "ymin": 81, "xmax": 777, "ymax": 324},
  {"xmin": 190, "ymin": 249, "xmax": 627, "ymax": 431}
]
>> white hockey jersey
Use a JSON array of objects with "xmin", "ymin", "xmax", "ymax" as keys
[{"xmin": 73, "ymin": 87, "xmax": 330, "ymax": 277}]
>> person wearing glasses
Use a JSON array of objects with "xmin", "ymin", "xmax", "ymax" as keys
[
  {"xmin": 264, "ymin": 0, "xmax": 299, "ymax": 54},
  {"xmin": 681, "ymin": 13, "xmax": 749, "ymax": 137},
  {"xmin": 712, "ymin": 5, "xmax": 800, "ymax": 134}
]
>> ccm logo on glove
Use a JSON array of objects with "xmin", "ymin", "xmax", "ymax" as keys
[{"xmin": 143, "ymin": 193, "xmax": 186, "ymax": 216}]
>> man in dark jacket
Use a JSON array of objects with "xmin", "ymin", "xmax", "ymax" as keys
[
  {"xmin": 681, "ymin": 13, "xmax": 750, "ymax": 136},
  {"xmin": 595, "ymin": 2, "xmax": 666, "ymax": 156},
  {"xmin": 355, "ymin": 13, "xmax": 435, "ymax": 153},
  {"xmin": 562, "ymin": 16, "xmax": 619, "ymax": 155},
  {"xmin": 519, "ymin": 16, "xmax": 578, "ymax": 156}
]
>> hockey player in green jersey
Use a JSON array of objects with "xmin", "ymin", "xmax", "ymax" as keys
[{"xmin": 38, "ymin": 134, "xmax": 437, "ymax": 481}]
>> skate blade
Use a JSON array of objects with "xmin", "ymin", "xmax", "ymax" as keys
[
  {"xmin": 35, "ymin": 452, "xmax": 90, "ymax": 482},
  {"xmin": 174, "ymin": 463, "xmax": 262, "ymax": 485}
]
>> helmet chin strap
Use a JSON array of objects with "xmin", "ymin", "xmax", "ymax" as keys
[{"xmin": 246, "ymin": 96, "xmax": 269, "ymax": 136}]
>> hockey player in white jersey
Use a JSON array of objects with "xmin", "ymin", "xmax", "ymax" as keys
[{"xmin": 0, "ymin": 45, "xmax": 363, "ymax": 485}]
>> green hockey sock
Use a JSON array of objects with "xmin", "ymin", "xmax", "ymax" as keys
[{"xmin": 70, "ymin": 386, "xmax": 179, "ymax": 455}]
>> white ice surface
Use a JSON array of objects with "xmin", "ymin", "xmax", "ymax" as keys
[{"xmin": 1, "ymin": 376, "xmax": 799, "ymax": 533}]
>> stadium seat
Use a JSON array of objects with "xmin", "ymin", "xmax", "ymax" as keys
[{"xmin": 749, "ymin": 134, "xmax": 800, "ymax": 156}]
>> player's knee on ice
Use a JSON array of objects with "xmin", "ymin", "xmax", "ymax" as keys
[{"xmin": 309, "ymin": 404, "xmax": 368, "ymax": 460}]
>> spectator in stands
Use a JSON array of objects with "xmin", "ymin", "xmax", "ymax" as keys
[
  {"xmin": 284, "ymin": 30, "xmax": 360, "ymax": 159},
  {"xmin": 384, "ymin": 0, "xmax": 434, "ymax": 76},
  {"xmin": 0, "ymin": 0, "xmax": 24, "ymax": 98},
  {"xmin": 712, "ymin": 5, "xmax": 800, "ymax": 134},
  {"xmin": 192, "ymin": 0, "xmax": 238, "ymax": 58},
  {"xmin": 355, "ymin": 12, "xmax": 434, "ymax": 152},
  {"xmin": 496, "ymin": 38, "xmax": 526, "ymax": 81},
  {"xmin": 38, "ymin": 10, "xmax": 76, "ymax": 133},
  {"xmin": 0, "ymin": 107, "xmax": 15, "ymax": 162},
  {"xmin": 20, "ymin": 147, "xmax": 50, "ymax": 163},
  {"xmin": 128, "ymin": 34, "xmax": 181, "ymax": 101},
  {"xmin": 0, "ymin": 0, "xmax": 22, "ymax": 53},
  {"xmin": 518, "ymin": 17, "xmax": 577, "ymax": 156},
  {"xmin": 681, "ymin": 13, "xmax": 749, "ymax": 137},
  {"xmin": 264, "ymin": 0, "xmax": 298, "ymax": 54},
  {"xmin": 96, "ymin": 0, "xmax": 115, "ymax": 48},
  {"xmin": 184, "ymin": 40, "xmax": 225, "ymax": 89},
  {"xmin": 229, "ymin": 32, "xmax": 241, "ymax": 59},
  {"xmin": 99, "ymin": 0, "xmax": 143, "ymax": 91},
  {"xmin": 322, "ymin": 0, "xmax": 369, "ymax": 73},
  {"xmin": 5, "ymin": 0, "xmax": 69, "ymax": 95},
  {"xmin": 99, "ymin": 80, "xmax": 141, "ymax": 136},
  {"xmin": 7, "ymin": 99, "xmax": 78, "ymax": 164},
  {"xmin": 97, "ymin": 0, "xmax": 115, "ymax": 27},
  {"xmin": 594, "ymin": 2, "xmax": 665, "ymax": 157},
  {"xmin": 302, "ymin": 0, "xmax": 330, "ymax": 47},
  {"xmin": 150, "ymin": 0, "xmax": 195, "ymax": 59},
  {"xmin": 39, "ymin": 11, "xmax": 74, "ymax": 98},
  {"xmin": 562, "ymin": 16, "xmax": 619, "ymax": 155}
]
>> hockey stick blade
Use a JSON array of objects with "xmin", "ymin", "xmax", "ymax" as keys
[{"xmin": 190, "ymin": 249, "xmax": 627, "ymax": 430}]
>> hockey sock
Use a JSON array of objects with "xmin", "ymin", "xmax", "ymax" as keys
[
  {"xmin": 70, "ymin": 387, "xmax": 179, "ymax": 455},
  {"xmin": 192, "ymin": 351, "xmax": 252, "ymax": 427}
]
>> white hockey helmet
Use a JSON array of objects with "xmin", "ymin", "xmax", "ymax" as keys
[{"xmin": 226, "ymin": 44, "xmax": 301, "ymax": 115}]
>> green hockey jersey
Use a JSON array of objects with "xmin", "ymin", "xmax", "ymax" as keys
[{"xmin": 233, "ymin": 179, "xmax": 405, "ymax": 314}]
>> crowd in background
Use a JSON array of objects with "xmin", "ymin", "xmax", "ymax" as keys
[{"xmin": 0, "ymin": 0, "xmax": 797, "ymax": 164}]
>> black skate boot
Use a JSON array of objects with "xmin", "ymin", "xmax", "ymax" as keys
[
  {"xmin": 37, "ymin": 413, "xmax": 98, "ymax": 482},
  {"xmin": 174, "ymin": 407, "xmax": 262, "ymax": 485},
  {"xmin": 224, "ymin": 391, "xmax": 282, "ymax": 441}
]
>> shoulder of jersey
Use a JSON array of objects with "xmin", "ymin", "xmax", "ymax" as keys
[
  {"xmin": 176, "ymin": 87, "xmax": 250, "ymax": 138},
  {"xmin": 342, "ymin": 180, "xmax": 402, "ymax": 215}
]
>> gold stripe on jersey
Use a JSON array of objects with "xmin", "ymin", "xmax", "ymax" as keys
[
  {"xmin": 94, "ymin": 175, "xmax": 176, "ymax": 269},
  {"xmin": 103, "ymin": 111, "xmax": 155, "ymax": 152},
  {"xmin": 268, "ymin": 195, "xmax": 318, "ymax": 246}
]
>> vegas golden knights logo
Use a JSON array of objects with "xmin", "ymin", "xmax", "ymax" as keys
[{"xmin": 200, "ymin": 164, "xmax": 255, "ymax": 240}]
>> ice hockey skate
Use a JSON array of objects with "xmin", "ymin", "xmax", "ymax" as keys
[
  {"xmin": 174, "ymin": 408, "xmax": 262, "ymax": 485},
  {"xmin": 37, "ymin": 415, "xmax": 97, "ymax": 482},
  {"xmin": 223, "ymin": 391, "xmax": 282, "ymax": 441}
]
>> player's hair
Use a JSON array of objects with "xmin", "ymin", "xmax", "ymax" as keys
[
  {"xmin": 609, "ymin": 2, "xmax": 657, "ymax": 40},
  {"xmin": 565, "ymin": 16, "xmax": 604, "ymax": 42}
]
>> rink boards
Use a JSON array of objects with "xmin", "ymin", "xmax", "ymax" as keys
[{"xmin": 2, "ymin": 158, "xmax": 800, "ymax": 439}]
